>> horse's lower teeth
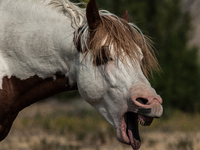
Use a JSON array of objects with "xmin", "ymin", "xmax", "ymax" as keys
[
  {"xmin": 138, "ymin": 119, "xmax": 146, "ymax": 126},
  {"xmin": 141, "ymin": 121, "xmax": 145, "ymax": 125}
]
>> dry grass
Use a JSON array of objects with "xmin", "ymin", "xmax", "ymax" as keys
[{"xmin": 1, "ymin": 98, "xmax": 200, "ymax": 150}]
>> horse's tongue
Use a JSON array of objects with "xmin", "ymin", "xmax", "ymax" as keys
[{"xmin": 127, "ymin": 113, "xmax": 141, "ymax": 150}]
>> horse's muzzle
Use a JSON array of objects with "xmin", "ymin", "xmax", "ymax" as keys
[{"xmin": 130, "ymin": 85, "xmax": 163, "ymax": 118}]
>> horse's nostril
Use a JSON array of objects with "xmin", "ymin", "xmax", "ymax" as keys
[{"xmin": 136, "ymin": 98, "xmax": 148, "ymax": 105}]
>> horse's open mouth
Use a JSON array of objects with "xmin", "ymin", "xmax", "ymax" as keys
[{"xmin": 124, "ymin": 112, "xmax": 154, "ymax": 149}]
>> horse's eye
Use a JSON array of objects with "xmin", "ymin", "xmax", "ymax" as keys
[
  {"xmin": 102, "ymin": 56, "xmax": 109, "ymax": 63},
  {"xmin": 102, "ymin": 56, "xmax": 113, "ymax": 63},
  {"xmin": 95, "ymin": 46, "xmax": 113, "ymax": 66}
]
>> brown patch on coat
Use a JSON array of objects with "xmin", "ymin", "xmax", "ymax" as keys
[{"xmin": 0, "ymin": 74, "xmax": 77, "ymax": 141}]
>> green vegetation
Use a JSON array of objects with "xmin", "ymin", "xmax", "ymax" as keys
[
  {"xmin": 168, "ymin": 137, "xmax": 194, "ymax": 150},
  {"xmin": 141, "ymin": 110, "xmax": 200, "ymax": 132},
  {"xmin": 20, "ymin": 106, "xmax": 115, "ymax": 144}
]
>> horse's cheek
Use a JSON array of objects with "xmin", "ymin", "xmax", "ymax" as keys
[{"xmin": 77, "ymin": 72, "xmax": 107, "ymax": 105}]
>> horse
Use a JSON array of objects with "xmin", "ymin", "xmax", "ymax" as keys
[{"xmin": 0, "ymin": 0, "xmax": 163, "ymax": 149}]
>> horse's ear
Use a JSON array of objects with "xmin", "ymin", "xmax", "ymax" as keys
[
  {"xmin": 86, "ymin": 0, "xmax": 102, "ymax": 30},
  {"xmin": 121, "ymin": 10, "xmax": 129, "ymax": 22}
]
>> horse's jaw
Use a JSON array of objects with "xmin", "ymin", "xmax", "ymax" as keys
[{"xmin": 91, "ymin": 85, "xmax": 163, "ymax": 150}]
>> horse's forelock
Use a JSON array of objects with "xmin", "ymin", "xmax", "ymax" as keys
[{"xmin": 74, "ymin": 13, "xmax": 159, "ymax": 78}]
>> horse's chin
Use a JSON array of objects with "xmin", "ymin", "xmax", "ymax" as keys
[{"xmin": 116, "ymin": 112, "xmax": 153, "ymax": 150}]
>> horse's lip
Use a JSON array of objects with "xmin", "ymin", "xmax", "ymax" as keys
[
  {"xmin": 117, "ymin": 112, "xmax": 138, "ymax": 145},
  {"xmin": 116, "ymin": 112, "xmax": 154, "ymax": 149},
  {"xmin": 116, "ymin": 113, "xmax": 130, "ymax": 144}
]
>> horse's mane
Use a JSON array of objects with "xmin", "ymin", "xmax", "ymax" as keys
[
  {"xmin": 48, "ymin": 0, "xmax": 86, "ymax": 28},
  {"xmin": 48, "ymin": 0, "xmax": 159, "ymax": 77}
]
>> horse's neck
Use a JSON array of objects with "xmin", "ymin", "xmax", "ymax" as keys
[
  {"xmin": 0, "ymin": 1, "xmax": 80, "ymax": 136},
  {"xmin": 0, "ymin": 1, "xmax": 78, "ymax": 88}
]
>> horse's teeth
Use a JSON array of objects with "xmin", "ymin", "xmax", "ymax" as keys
[
  {"xmin": 140, "ymin": 120, "xmax": 145, "ymax": 126},
  {"xmin": 138, "ymin": 118, "xmax": 147, "ymax": 126}
]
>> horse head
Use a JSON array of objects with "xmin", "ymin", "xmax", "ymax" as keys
[{"xmin": 74, "ymin": 0, "xmax": 163, "ymax": 149}]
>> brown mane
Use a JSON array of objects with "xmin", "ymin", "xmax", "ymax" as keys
[{"xmin": 75, "ymin": 14, "xmax": 159, "ymax": 78}]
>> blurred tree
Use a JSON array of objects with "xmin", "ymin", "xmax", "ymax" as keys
[{"xmin": 96, "ymin": 0, "xmax": 200, "ymax": 112}]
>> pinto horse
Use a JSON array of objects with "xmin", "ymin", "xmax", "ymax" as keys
[{"xmin": 0, "ymin": 0, "xmax": 163, "ymax": 149}]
